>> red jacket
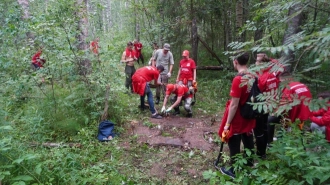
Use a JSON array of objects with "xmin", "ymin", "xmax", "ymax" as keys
[
  {"xmin": 281, "ymin": 82, "xmax": 312, "ymax": 122},
  {"xmin": 310, "ymin": 102, "xmax": 330, "ymax": 142},
  {"xmin": 132, "ymin": 66, "xmax": 159, "ymax": 96},
  {"xmin": 218, "ymin": 74, "xmax": 256, "ymax": 139},
  {"xmin": 134, "ymin": 42, "xmax": 143, "ymax": 57},
  {"xmin": 32, "ymin": 51, "xmax": 45, "ymax": 68},
  {"xmin": 258, "ymin": 67, "xmax": 280, "ymax": 93}
]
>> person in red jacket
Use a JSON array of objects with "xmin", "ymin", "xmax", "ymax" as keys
[
  {"xmin": 31, "ymin": 48, "xmax": 46, "ymax": 70},
  {"xmin": 218, "ymin": 52, "xmax": 255, "ymax": 179},
  {"xmin": 254, "ymin": 53, "xmax": 281, "ymax": 158},
  {"xmin": 278, "ymin": 72, "xmax": 312, "ymax": 129},
  {"xmin": 133, "ymin": 39, "xmax": 144, "ymax": 65},
  {"xmin": 161, "ymin": 83, "xmax": 193, "ymax": 117},
  {"xmin": 121, "ymin": 42, "xmax": 137, "ymax": 93},
  {"xmin": 90, "ymin": 37, "xmax": 100, "ymax": 55},
  {"xmin": 132, "ymin": 65, "xmax": 164, "ymax": 119},
  {"xmin": 309, "ymin": 91, "xmax": 330, "ymax": 142},
  {"xmin": 176, "ymin": 50, "xmax": 196, "ymax": 91}
]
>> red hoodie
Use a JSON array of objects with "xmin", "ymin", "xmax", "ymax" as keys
[{"xmin": 310, "ymin": 103, "xmax": 330, "ymax": 142}]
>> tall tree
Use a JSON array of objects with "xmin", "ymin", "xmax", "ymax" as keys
[
  {"xmin": 191, "ymin": 0, "xmax": 198, "ymax": 64},
  {"xmin": 76, "ymin": 0, "xmax": 91, "ymax": 75},
  {"xmin": 17, "ymin": 0, "xmax": 34, "ymax": 44},
  {"xmin": 281, "ymin": 2, "xmax": 304, "ymax": 72}
]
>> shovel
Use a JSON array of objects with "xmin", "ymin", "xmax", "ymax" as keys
[{"xmin": 214, "ymin": 142, "xmax": 224, "ymax": 170}]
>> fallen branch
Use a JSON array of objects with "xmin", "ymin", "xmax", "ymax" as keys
[{"xmin": 30, "ymin": 142, "xmax": 82, "ymax": 148}]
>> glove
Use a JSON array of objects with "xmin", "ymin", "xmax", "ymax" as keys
[
  {"xmin": 221, "ymin": 130, "xmax": 229, "ymax": 143},
  {"xmin": 167, "ymin": 72, "xmax": 171, "ymax": 78},
  {"xmin": 166, "ymin": 107, "xmax": 172, "ymax": 112},
  {"xmin": 161, "ymin": 106, "xmax": 166, "ymax": 113},
  {"xmin": 298, "ymin": 121, "xmax": 304, "ymax": 130}
]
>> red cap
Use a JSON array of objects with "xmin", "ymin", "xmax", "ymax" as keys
[
  {"xmin": 182, "ymin": 50, "xmax": 189, "ymax": 57},
  {"xmin": 166, "ymin": 84, "xmax": 175, "ymax": 92}
]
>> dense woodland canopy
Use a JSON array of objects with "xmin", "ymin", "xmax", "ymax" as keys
[{"xmin": 1, "ymin": 0, "xmax": 330, "ymax": 184}]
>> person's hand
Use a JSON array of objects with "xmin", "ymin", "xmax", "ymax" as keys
[
  {"xmin": 161, "ymin": 106, "xmax": 166, "ymax": 113},
  {"xmin": 224, "ymin": 123, "xmax": 230, "ymax": 131},
  {"xmin": 167, "ymin": 72, "xmax": 171, "ymax": 78},
  {"xmin": 221, "ymin": 130, "xmax": 229, "ymax": 143},
  {"xmin": 166, "ymin": 107, "xmax": 172, "ymax": 112}
]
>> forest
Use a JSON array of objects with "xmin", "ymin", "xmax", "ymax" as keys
[{"xmin": 1, "ymin": 0, "xmax": 330, "ymax": 184}]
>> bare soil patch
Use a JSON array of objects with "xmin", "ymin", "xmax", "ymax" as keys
[
  {"xmin": 133, "ymin": 115, "xmax": 219, "ymax": 151},
  {"xmin": 118, "ymin": 114, "xmax": 230, "ymax": 183}
]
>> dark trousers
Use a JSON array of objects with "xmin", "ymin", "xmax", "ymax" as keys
[
  {"xmin": 125, "ymin": 65, "xmax": 135, "ymax": 92},
  {"xmin": 254, "ymin": 114, "xmax": 269, "ymax": 157},
  {"xmin": 267, "ymin": 115, "xmax": 281, "ymax": 144},
  {"xmin": 137, "ymin": 53, "xmax": 144, "ymax": 65},
  {"xmin": 228, "ymin": 133, "xmax": 254, "ymax": 166}
]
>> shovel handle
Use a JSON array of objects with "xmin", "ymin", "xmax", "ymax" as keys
[{"xmin": 214, "ymin": 142, "xmax": 224, "ymax": 168}]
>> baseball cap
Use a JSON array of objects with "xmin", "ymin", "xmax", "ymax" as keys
[
  {"xmin": 182, "ymin": 50, "xmax": 189, "ymax": 57},
  {"xmin": 163, "ymin": 43, "xmax": 170, "ymax": 51},
  {"xmin": 166, "ymin": 84, "xmax": 175, "ymax": 92}
]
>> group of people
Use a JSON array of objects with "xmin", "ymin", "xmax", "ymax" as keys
[
  {"xmin": 121, "ymin": 41, "xmax": 197, "ymax": 119},
  {"xmin": 218, "ymin": 52, "xmax": 330, "ymax": 179}
]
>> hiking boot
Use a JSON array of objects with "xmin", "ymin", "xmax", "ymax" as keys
[
  {"xmin": 151, "ymin": 113, "xmax": 162, "ymax": 119},
  {"xmin": 138, "ymin": 105, "xmax": 145, "ymax": 111},
  {"xmin": 155, "ymin": 97, "xmax": 160, "ymax": 104},
  {"xmin": 260, "ymin": 154, "xmax": 267, "ymax": 160},
  {"xmin": 186, "ymin": 112, "xmax": 192, "ymax": 118},
  {"xmin": 220, "ymin": 167, "xmax": 235, "ymax": 179}
]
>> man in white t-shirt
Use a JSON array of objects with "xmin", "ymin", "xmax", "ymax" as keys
[{"xmin": 152, "ymin": 43, "xmax": 174, "ymax": 104}]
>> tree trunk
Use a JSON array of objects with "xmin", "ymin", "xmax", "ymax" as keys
[
  {"xmin": 106, "ymin": 0, "xmax": 112, "ymax": 29},
  {"xmin": 17, "ymin": 0, "xmax": 34, "ymax": 44},
  {"xmin": 235, "ymin": 0, "xmax": 243, "ymax": 41},
  {"xmin": 17, "ymin": 0, "xmax": 30, "ymax": 19},
  {"xmin": 191, "ymin": 0, "xmax": 198, "ymax": 65},
  {"xmin": 281, "ymin": 2, "xmax": 303, "ymax": 72},
  {"xmin": 76, "ymin": 0, "xmax": 91, "ymax": 75}
]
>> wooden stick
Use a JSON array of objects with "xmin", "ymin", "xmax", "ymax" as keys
[{"xmin": 101, "ymin": 84, "xmax": 110, "ymax": 121}]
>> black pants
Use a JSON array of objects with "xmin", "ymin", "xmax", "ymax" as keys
[
  {"xmin": 267, "ymin": 115, "xmax": 281, "ymax": 144},
  {"xmin": 254, "ymin": 114, "xmax": 269, "ymax": 157},
  {"xmin": 125, "ymin": 65, "xmax": 135, "ymax": 92},
  {"xmin": 228, "ymin": 133, "xmax": 254, "ymax": 166},
  {"xmin": 137, "ymin": 53, "xmax": 144, "ymax": 65}
]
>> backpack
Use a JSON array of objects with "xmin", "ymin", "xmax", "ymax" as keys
[
  {"xmin": 239, "ymin": 75, "xmax": 264, "ymax": 119},
  {"xmin": 97, "ymin": 120, "xmax": 116, "ymax": 142}
]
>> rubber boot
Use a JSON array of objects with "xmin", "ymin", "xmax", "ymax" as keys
[
  {"xmin": 173, "ymin": 107, "xmax": 180, "ymax": 115},
  {"xmin": 155, "ymin": 97, "xmax": 160, "ymax": 104}
]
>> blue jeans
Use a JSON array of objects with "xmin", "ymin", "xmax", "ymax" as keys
[{"xmin": 141, "ymin": 84, "xmax": 156, "ymax": 114}]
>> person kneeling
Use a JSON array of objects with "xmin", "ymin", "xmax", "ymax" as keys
[{"xmin": 161, "ymin": 84, "xmax": 193, "ymax": 118}]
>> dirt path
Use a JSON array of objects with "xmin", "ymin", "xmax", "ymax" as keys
[
  {"xmin": 118, "ymin": 114, "xmax": 229, "ymax": 183},
  {"xmin": 132, "ymin": 115, "xmax": 219, "ymax": 151}
]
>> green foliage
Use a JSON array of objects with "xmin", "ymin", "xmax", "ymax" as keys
[{"xmin": 204, "ymin": 125, "xmax": 330, "ymax": 184}]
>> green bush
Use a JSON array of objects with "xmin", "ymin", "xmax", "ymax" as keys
[{"xmin": 203, "ymin": 124, "xmax": 330, "ymax": 185}]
